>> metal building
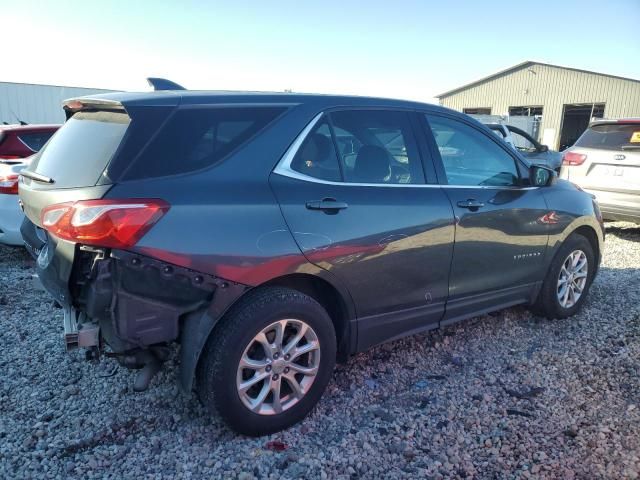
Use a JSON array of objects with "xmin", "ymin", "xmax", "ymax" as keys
[
  {"xmin": 436, "ymin": 61, "xmax": 640, "ymax": 150},
  {"xmin": 0, "ymin": 81, "xmax": 114, "ymax": 125}
]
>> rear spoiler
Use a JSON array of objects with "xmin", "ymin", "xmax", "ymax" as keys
[{"xmin": 62, "ymin": 98, "xmax": 125, "ymax": 120}]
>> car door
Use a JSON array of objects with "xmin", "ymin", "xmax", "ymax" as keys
[
  {"xmin": 270, "ymin": 109, "xmax": 455, "ymax": 350},
  {"xmin": 422, "ymin": 113, "xmax": 550, "ymax": 325}
]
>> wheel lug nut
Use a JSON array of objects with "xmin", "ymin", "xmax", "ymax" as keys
[
  {"xmin": 273, "ymin": 352, "xmax": 279, "ymax": 359},
  {"xmin": 272, "ymin": 374, "xmax": 279, "ymax": 381},
  {"xmin": 284, "ymin": 354, "xmax": 290, "ymax": 361},
  {"xmin": 284, "ymin": 367, "xmax": 290, "ymax": 374},
  {"xmin": 266, "ymin": 365, "xmax": 272, "ymax": 372}
]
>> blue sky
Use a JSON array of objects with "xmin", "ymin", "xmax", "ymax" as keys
[{"xmin": 4, "ymin": 0, "xmax": 639, "ymax": 102}]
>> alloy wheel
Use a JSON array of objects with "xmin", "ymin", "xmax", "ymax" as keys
[
  {"xmin": 236, "ymin": 319, "xmax": 320, "ymax": 415},
  {"xmin": 557, "ymin": 249, "xmax": 588, "ymax": 309}
]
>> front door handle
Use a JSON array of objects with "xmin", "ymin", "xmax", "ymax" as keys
[
  {"xmin": 306, "ymin": 198, "xmax": 349, "ymax": 213},
  {"xmin": 457, "ymin": 199, "xmax": 485, "ymax": 211}
]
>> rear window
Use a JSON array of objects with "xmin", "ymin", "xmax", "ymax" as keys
[
  {"xmin": 18, "ymin": 131, "xmax": 56, "ymax": 152},
  {"xmin": 29, "ymin": 111, "xmax": 130, "ymax": 188},
  {"xmin": 575, "ymin": 123, "xmax": 640, "ymax": 151},
  {"xmin": 123, "ymin": 107, "xmax": 286, "ymax": 179}
]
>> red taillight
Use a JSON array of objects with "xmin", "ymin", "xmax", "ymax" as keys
[
  {"xmin": 0, "ymin": 174, "xmax": 19, "ymax": 194},
  {"xmin": 40, "ymin": 199, "xmax": 169, "ymax": 249},
  {"xmin": 562, "ymin": 152, "xmax": 587, "ymax": 166},
  {"xmin": 0, "ymin": 155, "xmax": 22, "ymax": 160}
]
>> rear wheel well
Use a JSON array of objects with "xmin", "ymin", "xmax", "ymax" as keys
[{"xmin": 262, "ymin": 274, "xmax": 351, "ymax": 362}]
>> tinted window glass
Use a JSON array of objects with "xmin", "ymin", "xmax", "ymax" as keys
[
  {"xmin": 426, "ymin": 115, "xmax": 519, "ymax": 187},
  {"xmin": 18, "ymin": 132, "xmax": 55, "ymax": 152},
  {"xmin": 330, "ymin": 110, "xmax": 423, "ymax": 184},
  {"xmin": 29, "ymin": 111, "xmax": 130, "ymax": 188},
  {"xmin": 575, "ymin": 123, "xmax": 640, "ymax": 151},
  {"xmin": 126, "ymin": 107, "xmax": 285, "ymax": 179},
  {"xmin": 290, "ymin": 118, "xmax": 341, "ymax": 181}
]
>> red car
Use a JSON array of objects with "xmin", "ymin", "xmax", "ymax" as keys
[{"xmin": 0, "ymin": 124, "xmax": 60, "ymax": 162}]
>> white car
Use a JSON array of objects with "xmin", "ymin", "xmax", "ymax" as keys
[{"xmin": 0, "ymin": 160, "xmax": 28, "ymax": 245}]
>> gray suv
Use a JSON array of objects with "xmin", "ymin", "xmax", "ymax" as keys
[{"xmin": 19, "ymin": 84, "xmax": 604, "ymax": 435}]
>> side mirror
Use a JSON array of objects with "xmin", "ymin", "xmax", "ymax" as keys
[
  {"xmin": 538, "ymin": 145, "xmax": 549, "ymax": 153},
  {"xmin": 530, "ymin": 165, "xmax": 554, "ymax": 187}
]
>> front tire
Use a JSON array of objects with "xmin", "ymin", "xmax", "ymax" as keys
[
  {"xmin": 532, "ymin": 233, "xmax": 595, "ymax": 319},
  {"xmin": 196, "ymin": 287, "xmax": 336, "ymax": 436}
]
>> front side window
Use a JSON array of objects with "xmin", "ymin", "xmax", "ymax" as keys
[
  {"xmin": 329, "ymin": 110, "xmax": 423, "ymax": 184},
  {"xmin": 509, "ymin": 129, "xmax": 538, "ymax": 152},
  {"xmin": 426, "ymin": 115, "xmax": 519, "ymax": 187}
]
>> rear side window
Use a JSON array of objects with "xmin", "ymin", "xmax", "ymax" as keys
[
  {"xmin": 29, "ymin": 111, "xmax": 130, "ymax": 188},
  {"xmin": 291, "ymin": 118, "xmax": 341, "ymax": 182},
  {"xmin": 125, "ymin": 107, "xmax": 286, "ymax": 179},
  {"xmin": 575, "ymin": 123, "xmax": 640, "ymax": 151},
  {"xmin": 330, "ymin": 110, "xmax": 423, "ymax": 184},
  {"xmin": 18, "ymin": 132, "xmax": 55, "ymax": 152}
]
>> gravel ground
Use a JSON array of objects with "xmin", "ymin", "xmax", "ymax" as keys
[{"xmin": 0, "ymin": 222, "xmax": 639, "ymax": 479}]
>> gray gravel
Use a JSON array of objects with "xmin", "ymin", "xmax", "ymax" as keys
[{"xmin": 1, "ymin": 223, "xmax": 639, "ymax": 479}]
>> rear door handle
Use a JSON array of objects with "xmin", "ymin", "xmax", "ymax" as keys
[
  {"xmin": 306, "ymin": 198, "xmax": 349, "ymax": 212},
  {"xmin": 456, "ymin": 199, "xmax": 485, "ymax": 210}
]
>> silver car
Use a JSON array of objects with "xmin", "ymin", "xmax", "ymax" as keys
[{"xmin": 560, "ymin": 119, "xmax": 640, "ymax": 223}]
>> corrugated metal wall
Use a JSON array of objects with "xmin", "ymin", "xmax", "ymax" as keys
[
  {"xmin": 0, "ymin": 82, "xmax": 115, "ymax": 125},
  {"xmin": 439, "ymin": 64, "xmax": 640, "ymax": 149}
]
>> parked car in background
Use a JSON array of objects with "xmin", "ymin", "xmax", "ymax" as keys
[
  {"xmin": 0, "ymin": 160, "xmax": 29, "ymax": 245},
  {"xmin": 19, "ymin": 88, "xmax": 603, "ymax": 436},
  {"xmin": 0, "ymin": 124, "xmax": 59, "ymax": 245},
  {"xmin": 486, "ymin": 123, "xmax": 562, "ymax": 172},
  {"xmin": 0, "ymin": 124, "xmax": 59, "ymax": 162},
  {"xmin": 560, "ymin": 119, "xmax": 640, "ymax": 224}
]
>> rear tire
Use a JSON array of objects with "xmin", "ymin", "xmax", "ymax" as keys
[
  {"xmin": 196, "ymin": 287, "xmax": 336, "ymax": 436},
  {"xmin": 532, "ymin": 233, "xmax": 595, "ymax": 319}
]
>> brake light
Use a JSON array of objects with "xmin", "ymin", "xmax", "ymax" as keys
[
  {"xmin": 40, "ymin": 199, "xmax": 169, "ymax": 249},
  {"xmin": 0, "ymin": 174, "xmax": 19, "ymax": 194},
  {"xmin": 0, "ymin": 155, "xmax": 22, "ymax": 160},
  {"xmin": 562, "ymin": 152, "xmax": 587, "ymax": 166}
]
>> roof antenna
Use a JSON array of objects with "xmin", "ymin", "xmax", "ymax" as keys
[
  {"xmin": 9, "ymin": 107, "xmax": 28, "ymax": 125},
  {"xmin": 147, "ymin": 78, "xmax": 186, "ymax": 91}
]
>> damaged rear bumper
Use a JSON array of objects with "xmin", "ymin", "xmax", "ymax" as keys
[
  {"xmin": 61, "ymin": 247, "xmax": 249, "ymax": 390},
  {"xmin": 63, "ymin": 306, "xmax": 99, "ymax": 350}
]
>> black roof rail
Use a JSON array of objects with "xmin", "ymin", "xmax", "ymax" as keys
[{"xmin": 147, "ymin": 78, "xmax": 186, "ymax": 91}]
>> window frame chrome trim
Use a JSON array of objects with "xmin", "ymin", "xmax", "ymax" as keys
[{"xmin": 272, "ymin": 111, "xmax": 539, "ymax": 191}]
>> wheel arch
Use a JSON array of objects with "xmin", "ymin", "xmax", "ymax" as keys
[
  {"xmin": 261, "ymin": 273, "xmax": 355, "ymax": 362},
  {"xmin": 179, "ymin": 271, "xmax": 355, "ymax": 393},
  {"xmin": 571, "ymin": 224, "xmax": 601, "ymax": 271}
]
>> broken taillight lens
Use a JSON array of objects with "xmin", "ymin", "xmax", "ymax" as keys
[
  {"xmin": 562, "ymin": 152, "xmax": 587, "ymax": 166},
  {"xmin": 0, "ymin": 174, "xmax": 19, "ymax": 194},
  {"xmin": 41, "ymin": 199, "xmax": 169, "ymax": 248}
]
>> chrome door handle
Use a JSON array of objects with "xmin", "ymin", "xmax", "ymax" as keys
[
  {"xmin": 457, "ymin": 199, "xmax": 485, "ymax": 210},
  {"xmin": 306, "ymin": 198, "xmax": 349, "ymax": 212}
]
